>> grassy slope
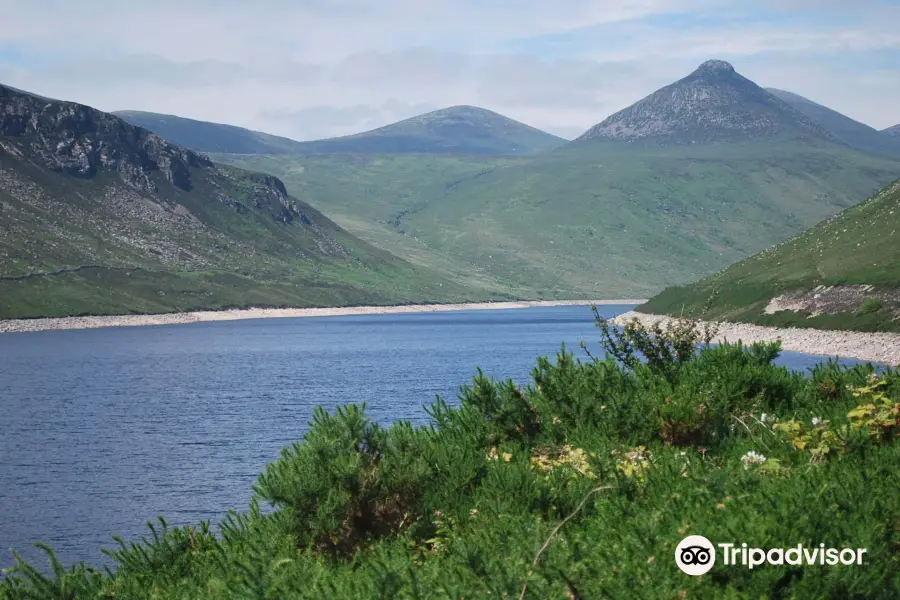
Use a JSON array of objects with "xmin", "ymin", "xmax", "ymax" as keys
[
  {"xmin": 216, "ymin": 138, "xmax": 900, "ymax": 299},
  {"xmin": 0, "ymin": 153, "xmax": 497, "ymax": 320},
  {"xmin": 640, "ymin": 179, "xmax": 900, "ymax": 331},
  {"xmin": 210, "ymin": 153, "xmax": 531, "ymax": 297},
  {"xmin": 113, "ymin": 111, "xmax": 308, "ymax": 155}
]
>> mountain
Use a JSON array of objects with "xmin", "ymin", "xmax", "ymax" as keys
[
  {"xmin": 114, "ymin": 111, "xmax": 309, "ymax": 155},
  {"xmin": 215, "ymin": 60, "xmax": 900, "ymax": 300},
  {"xmin": 293, "ymin": 106, "xmax": 566, "ymax": 155},
  {"xmin": 0, "ymin": 83, "xmax": 490, "ymax": 319},
  {"xmin": 883, "ymin": 125, "xmax": 900, "ymax": 139},
  {"xmin": 120, "ymin": 106, "xmax": 566, "ymax": 157},
  {"xmin": 640, "ymin": 179, "xmax": 900, "ymax": 332},
  {"xmin": 766, "ymin": 88, "xmax": 900, "ymax": 156},
  {"xmin": 576, "ymin": 60, "xmax": 833, "ymax": 146}
]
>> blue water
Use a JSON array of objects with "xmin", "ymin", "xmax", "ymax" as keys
[{"xmin": 0, "ymin": 305, "xmax": 877, "ymax": 571}]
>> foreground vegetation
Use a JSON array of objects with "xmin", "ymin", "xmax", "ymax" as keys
[
  {"xmin": 642, "ymin": 179, "xmax": 900, "ymax": 332},
  {"xmin": 3, "ymin": 312, "xmax": 899, "ymax": 598}
]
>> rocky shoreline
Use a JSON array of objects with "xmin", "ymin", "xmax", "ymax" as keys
[
  {"xmin": 613, "ymin": 311, "xmax": 900, "ymax": 365},
  {"xmin": 0, "ymin": 300, "xmax": 646, "ymax": 334}
]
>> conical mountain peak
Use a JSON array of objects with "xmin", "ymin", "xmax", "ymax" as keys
[
  {"xmin": 694, "ymin": 59, "xmax": 735, "ymax": 75},
  {"xmin": 576, "ymin": 60, "xmax": 832, "ymax": 145}
]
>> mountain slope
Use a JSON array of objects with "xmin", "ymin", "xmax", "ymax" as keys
[
  {"xmin": 640, "ymin": 179, "xmax": 900, "ymax": 332},
  {"xmin": 293, "ymin": 106, "xmax": 566, "ymax": 155},
  {"xmin": 114, "ymin": 111, "xmax": 309, "ymax": 155},
  {"xmin": 766, "ymin": 88, "xmax": 900, "ymax": 156},
  {"xmin": 576, "ymin": 60, "xmax": 833, "ymax": 146},
  {"xmin": 0, "ymin": 84, "xmax": 489, "ymax": 319},
  {"xmin": 884, "ymin": 125, "xmax": 900, "ymax": 139},
  {"xmin": 215, "ymin": 60, "xmax": 900, "ymax": 301},
  {"xmin": 217, "ymin": 141, "xmax": 900, "ymax": 300}
]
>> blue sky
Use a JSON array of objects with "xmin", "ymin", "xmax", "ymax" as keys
[{"xmin": 0, "ymin": 0, "xmax": 897, "ymax": 140}]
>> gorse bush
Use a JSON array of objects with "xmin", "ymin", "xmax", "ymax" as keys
[{"xmin": 3, "ymin": 309, "xmax": 899, "ymax": 599}]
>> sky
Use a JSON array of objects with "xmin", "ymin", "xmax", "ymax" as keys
[{"xmin": 0, "ymin": 0, "xmax": 898, "ymax": 141}]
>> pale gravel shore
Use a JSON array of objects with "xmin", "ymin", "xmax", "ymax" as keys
[
  {"xmin": 0, "ymin": 299, "xmax": 646, "ymax": 335},
  {"xmin": 613, "ymin": 311, "xmax": 900, "ymax": 366}
]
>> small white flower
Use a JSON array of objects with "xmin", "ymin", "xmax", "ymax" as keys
[
  {"xmin": 741, "ymin": 451, "xmax": 767, "ymax": 470},
  {"xmin": 811, "ymin": 417, "xmax": 822, "ymax": 427}
]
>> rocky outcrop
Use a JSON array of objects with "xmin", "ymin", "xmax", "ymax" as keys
[
  {"xmin": 0, "ymin": 83, "xmax": 313, "ymax": 227},
  {"xmin": 1, "ymin": 84, "xmax": 211, "ymax": 192},
  {"xmin": 577, "ymin": 60, "xmax": 834, "ymax": 145},
  {"xmin": 764, "ymin": 285, "xmax": 900, "ymax": 318}
]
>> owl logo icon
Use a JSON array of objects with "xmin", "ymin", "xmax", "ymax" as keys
[{"xmin": 675, "ymin": 535, "xmax": 716, "ymax": 575}]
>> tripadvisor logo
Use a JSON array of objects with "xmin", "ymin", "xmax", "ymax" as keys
[
  {"xmin": 675, "ymin": 536, "xmax": 716, "ymax": 575},
  {"xmin": 674, "ymin": 535, "xmax": 867, "ymax": 576}
]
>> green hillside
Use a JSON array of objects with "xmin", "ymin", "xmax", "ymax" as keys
[
  {"xmin": 209, "ymin": 152, "xmax": 531, "ymax": 296},
  {"xmin": 117, "ymin": 106, "xmax": 566, "ymax": 157},
  {"xmin": 0, "ymin": 84, "xmax": 494, "ymax": 320},
  {"xmin": 114, "ymin": 111, "xmax": 309, "ymax": 155},
  {"xmin": 217, "ymin": 140, "xmax": 900, "ymax": 299},
  {"xmin": 641, "ymin": 179, "xmax": 900, "ymax": 331}
]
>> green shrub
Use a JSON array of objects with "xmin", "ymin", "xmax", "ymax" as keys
[{"xmin": 859, "ymin": 298, "xmax": 884, "ymax": 315}]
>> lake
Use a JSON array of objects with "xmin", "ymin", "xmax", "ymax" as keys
[{"xmin": 0, "ymin": 304, "xmax": 877, "ymax": 571}]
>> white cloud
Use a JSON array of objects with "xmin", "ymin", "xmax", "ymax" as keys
[{"xmin": 0, "ymin": 0, "xmax": 897, "ymax": 139}]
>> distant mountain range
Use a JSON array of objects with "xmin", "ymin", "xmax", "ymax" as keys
[
  {"xmin": 116, "ymin": 66, "xmax": 897, "ymax": 160},
  {"xmin": 0, "ymin": 84, "xmax": 487, "ymax": 319},
  {"xmin": 115, "ymin": 106, "xmax": 566, "ymax": 157},
  {"xmin": 217, "ymin": 61, "xmax": 900, "ymax": 300},
  {"xmin": 641, "ymin": 178, "xmax": 900, "ymax": 332}
]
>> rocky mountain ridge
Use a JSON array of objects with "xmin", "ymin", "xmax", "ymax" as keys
[
  {"xmin": 576, "ymin": 60, "xmax": 835, "ymax": 145},
  {"xmin": 2, "ymin": 84, "xmax": 211, "ymax": 193},
  {"xmin": 0, "ymin": 83, "xmax": 308, "ymax": 223}
]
